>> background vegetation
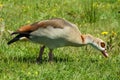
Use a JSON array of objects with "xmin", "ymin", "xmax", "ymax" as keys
[{"xmin": 0, "ymin": 0, "xmax": 120, "ymax": 80}]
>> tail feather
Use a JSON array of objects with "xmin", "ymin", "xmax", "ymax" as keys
[
  {"xmin": 7, "ymin": 35, "xmax": 22, "ymax": 45},
  {"xmin": 7, "ymin": 37, "xmax": 19, "ymax": 45},
  {"xmin": 8, "ymin": 31, "xmax": 30, "ymax": 45},
  {"xmin": 11, "ymin": 32, "xmax": 19, "ymax": 35}
]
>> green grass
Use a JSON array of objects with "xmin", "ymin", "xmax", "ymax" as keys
[{"xmin": 0, "ymin": 0, "xmax": 120, "ymax": 80}]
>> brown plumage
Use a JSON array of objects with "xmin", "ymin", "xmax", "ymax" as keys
[{"xmin": 8, "ymin": 18, "xmax": 108, "ymax": 63}]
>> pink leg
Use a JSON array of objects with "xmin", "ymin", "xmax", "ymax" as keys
[
  {"xmin": 48, "ymin": 49, "xmax": 54, "ymax": 62},
  {"xmin": 36, "ymin": 45, "xmax": 45, "ymax": 63}
]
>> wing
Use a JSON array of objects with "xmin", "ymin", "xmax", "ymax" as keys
[{"xmin": 8, "ymin": 18, "xmax": 80, "ymax": 45}]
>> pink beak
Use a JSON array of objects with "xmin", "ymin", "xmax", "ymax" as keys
[{"xmin": 101, "ymin": 50, "xmax": 108, "ymax": 58}]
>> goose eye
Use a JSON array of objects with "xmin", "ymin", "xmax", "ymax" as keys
[{"xmin": 100, "ymin": 42, "xmax": 105, "ymax": 48}]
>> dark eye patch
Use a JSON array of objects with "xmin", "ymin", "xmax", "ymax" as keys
[{"xmin": 101, "ymin": 42, "xmax": 105, "ymax": 48}]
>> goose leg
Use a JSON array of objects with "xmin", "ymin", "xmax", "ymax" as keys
[
  {"xmin": 36, "ymin": 45, "xmax": 45, "ymax": 63},
  {"xmin": 48, "ymin": 49, "xmax": 54, "ymax": 62}
]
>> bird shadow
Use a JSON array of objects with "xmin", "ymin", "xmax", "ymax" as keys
[{"xmin": 2, "ymin": 56, "xmax": 74, "ymax": 64}]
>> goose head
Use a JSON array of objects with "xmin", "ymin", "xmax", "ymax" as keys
[
  {"xmin": 83, "ymin": 34, "xmax": 108, "ymax": 57},
  {"xmin": 90, "ymin": 38, "xmax": 108, "ymax": 57}
]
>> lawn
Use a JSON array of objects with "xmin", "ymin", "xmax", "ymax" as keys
[{"xmin": 0, "ymin": 0, "xmax": 120, "ymax": 80}]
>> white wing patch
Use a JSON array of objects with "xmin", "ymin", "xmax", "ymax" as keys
[{"xmin": 30, "ymin": 26, "xmax": 70, "ymax": 39}]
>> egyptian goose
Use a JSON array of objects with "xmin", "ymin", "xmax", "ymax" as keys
[{"xmin": 8, "ymin": 18, "xmax": 108, "ymax": 62}]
